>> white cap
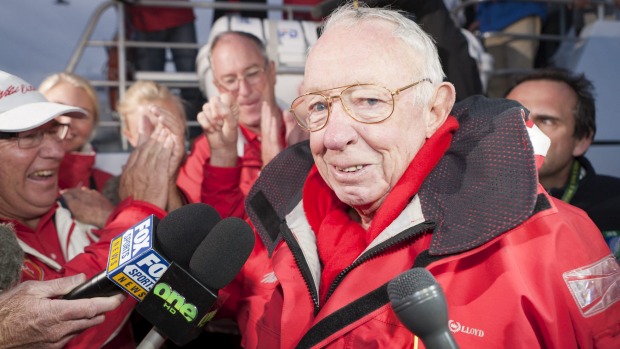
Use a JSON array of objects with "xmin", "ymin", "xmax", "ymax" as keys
[{"xmin": 0, "ymin": 70, "xmax": 86, "ymax": 132}]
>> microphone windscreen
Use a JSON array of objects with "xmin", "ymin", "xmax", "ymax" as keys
[
  {"xmin": 156, "ymin": 203, "xmax": 222, "ymax": 268},
  {"xmin": 189, "ymin": 217, "xmax": 255, "ymax": 290},
  {"xmin": 0, "ymin": 223, "xmax": 24, "ymax": 291},
  {"xmin": 387, "ymin": 267, "xmax": 437, "ymax": 303},
  {"xmin": 387, "ymin": 268, "xmax": 459, "ymax": 349}
]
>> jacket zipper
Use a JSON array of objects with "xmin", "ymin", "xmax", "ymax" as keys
[
  {"xmin": 324, "ymin": 221, "xmax": 435, "ymax": 302},
  {"xmin": 279, "ymin": 221, "xmax": 321, "ymax": 314}
]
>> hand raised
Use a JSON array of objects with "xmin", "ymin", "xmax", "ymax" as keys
[
  {"xmin": 119, "ymin": 125, "xmax": 175, "ymax": 210},
  {"xmin": 148, "ymin": 104, "xmax": 187, "ymax": 177},
  {"xmin": 283, "ymin": 108, "xmax": 308, "ymax": 146},
  {"xmin": 260, "ymin": 101, "xmax": 284, "ymax": 167},
  {"xmin": 197, "ymin": 93, "xmax": 239, "ymax": 167}
]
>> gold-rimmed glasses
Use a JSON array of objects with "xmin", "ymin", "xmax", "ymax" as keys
[{"xmin": 290, "ymin": 78, "xmax": 431, "ymax": 132}]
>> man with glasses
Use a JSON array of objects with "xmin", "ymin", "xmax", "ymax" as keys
[
  {"xmin": 0, "ymin": 70, "xmax": 173, "ymax": 348},
  {"xmin": 177, "ymin": 31, "xmax": 305, "ymax": 218},
  {"xmin": 215, "ymin": 4, "xmax": 619, "ymax": 348}
]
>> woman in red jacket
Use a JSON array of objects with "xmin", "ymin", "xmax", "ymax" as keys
[{"xmin": 39, "ymin": 72, "xmax": 113, "ymax": 192}]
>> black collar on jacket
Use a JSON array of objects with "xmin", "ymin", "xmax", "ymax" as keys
[{"xmin": 246, "ymin": 96, "xmax": 543, "ymax": 257}]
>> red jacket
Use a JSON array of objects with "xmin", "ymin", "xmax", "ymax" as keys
[
  {"xmin": 221, "ymin": 96, "xmax": 620, "ymax": 348},
  {"xmin": 9, "ymin": 198, "xmax": 166, "ymax": 349},
  {"xmin": 59, "ymin": 150, "xmax": 113, "ymax": 191},
  {"xmin": 177, "ymin": 124, "xmax": 284, "ymax": 218},
  {"xmin": 126, "ymin": 0, "xmax": 195, "ymax": 32}
]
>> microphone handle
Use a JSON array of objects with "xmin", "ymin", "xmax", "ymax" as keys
[
  {"xmin": 62, "ymin": 271, "xmax": 118, "ymax": 300},
  {"xmin": 424, "ymin": 331, "xmax": 459, "ymax": 349},
  {"xmin": 136, "ymin": 327, "xmax": 167, "ymax": 349}
]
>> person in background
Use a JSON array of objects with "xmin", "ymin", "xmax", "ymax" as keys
[
  {"xmin": 213, "ymin": 0, "xmax": 269, "ymax": 21},
  {"xmin": 179, "ymin": 31, "xmax": 305, "ymax": 218},
  {"xmin": 39, "ymin": 72, "xmax": 117, "ymax": 229},
  {"xmin": 125, "ymin": 0, "xmax": 203, "ymax": 132},
  {"xmin": 39, "ymin": 72, "xmax": 112, "ymax": 192},
  {"xmin": 0, "ymin": 69, "xmax": 176, "ymax": 348},
  {"xmin": 117, "ymin": 80, "xmax": 188, "ymax": 213},
  {"xmin": 474, "ymin": 0, "xmax": 547, "ymax": 97},
  {"xmin": 309, "ymin": 0, "xmax": 485, "ymax": 100},
  {"xmin": 506, "ymin": 68, "xmax": 620, "ymax": 258},
  {"xmin": 218, "ymin": 4, "xmax": 619, "ymax": 348},
  {"xmin": 62, "ymin": 81, "xmax": 189, "ymax": 228},
  {"xmin": 0, "ymin": 275, "xmax": 124, "ymax": 349}
]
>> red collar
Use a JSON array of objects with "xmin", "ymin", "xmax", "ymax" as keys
[{"xmin": 302, "ymin": 116, "xmax": 459, "ymax": 304}]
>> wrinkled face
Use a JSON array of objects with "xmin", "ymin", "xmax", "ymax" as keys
[
  {"xmin": 41, "ymin": 82, "xmax": 96, "ymax": 152},
  {"xmin": 506, "ymin": 80, "xmax": 587, "ymax": 185},
  {"xmin": 304, "ymin": 22, "xmax": 433, "ymax": 213},
  {"xmin": 123, "ymin": 97, "xmax": 185, "ymax": 147},
  {"xmin": 0, "ymin": 121, "xmax": 65, "ymax": 222},
  {"xmin": 211, "ymin": 35, "xmax": 276, "ymax": 130}
]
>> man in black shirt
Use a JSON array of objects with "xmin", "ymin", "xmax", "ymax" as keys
[{"xmin": 506, "ymin": 68, "xmax": 620, "ymax": 259}]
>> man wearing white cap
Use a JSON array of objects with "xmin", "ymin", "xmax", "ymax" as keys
[{"xmin": 0, "ymin": 70, "xmax": 175, "ymax": 348}]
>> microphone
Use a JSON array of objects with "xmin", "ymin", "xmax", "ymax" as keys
[
  {"xmin": 387, "ymin": 268, "xmax": 459, "ymax": 349},
  {"xmin": 188, "ymin": 217, "xmax": 255, "ymax": 290},
  {"xmin": 155, "ymin": 203, "xmax": 222, "ymax": 269},
  {"xmin": 64, "ymin": 214, "xmax": 165, "ymax": 300},
  {"xmin": 136, "ymin": 217, "xmax": 255, "ymax": 347},
  {"xmin": 0, "ymin": 223, "xmax": 24, "ymax": 292},
  {"xmin": 63, "ymin": 203, "xmax": 222, "ymax": 300}
]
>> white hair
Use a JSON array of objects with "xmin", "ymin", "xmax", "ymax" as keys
[{"xmin": 317, "ymin": 2, "xmax": 446, "ymax": 105}]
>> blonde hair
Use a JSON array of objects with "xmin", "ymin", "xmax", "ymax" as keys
[
  {"xmin": 116, "ymin": 80, "xmax": 186, "ymax": 132},
  {"xmin": 38, "ymin": 72, "xmax": 100, "ymax": 125}
]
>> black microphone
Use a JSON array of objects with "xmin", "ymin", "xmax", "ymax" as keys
[
  {"xmin": 0, "ymin": 223, "xmax": 24, "ymax": 292},
  {"xmin": 136, "ymin": 217, "xmax": 255, "ymax": 347},
  {"xmin": 388, "ymin": 268, "xmax": 459, "ymax": 349},
  {"xmin": 155, "ymin": 203, "xmax": 222, "ymax": 269},
  {"xmin": 188, "ymin": 217, "xmax": 255, "ymax": 290},
  {"xmin": 63, "ymin": 203, "xmax": 221, "ymax": 300}
]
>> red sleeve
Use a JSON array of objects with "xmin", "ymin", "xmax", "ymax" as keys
[
  {"xmin": 178, "ymin": 135, "xmax": 247, "ymax": 218},
  {"xmin": 177, "ymin": 135, "xmax": 209, "ymax": 203},
  {"xmin": 201, "ymin": 161, "xmax": 246, "ymax": 219},
  {"xmin": 58, "ymin": 152, "xmax": 113, "ymax": 192},
  {"xmin": 58, "ymin": 152, "xmax": 95, "ymax": 190},
  {"xmin": 60, "ymin": 198, "xmax": 166, "ymax": 349}
]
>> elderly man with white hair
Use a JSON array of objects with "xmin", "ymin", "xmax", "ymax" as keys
[{"xmin": 212, "ymin": 3, "xmax": 619, "ymax": 348}]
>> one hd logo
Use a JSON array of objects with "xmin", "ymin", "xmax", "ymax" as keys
[
  {"xmin": 106, "ymin": 215, "xmax": 170, "ymax": 300},
  {"xmin": 153, "ymin": 282, "xmax": 198, "ymax": 322}
]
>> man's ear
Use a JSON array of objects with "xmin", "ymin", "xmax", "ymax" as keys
[
  {"xmin": 572, "ymin": 133, "xmax": 593, "ymax": 157},
  {"xmin": 425, "ymin": 82, "xmax": 456, "ymax": 138}
]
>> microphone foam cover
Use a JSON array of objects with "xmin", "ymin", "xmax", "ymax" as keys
[
  {"xmin": 156, "ymin": 203, "xmax": 222, "ymax": 268},
  {"xmin": 387, "ymin": 268, "xmax": 437, "ymax": 303},
  {"xmin": 189, "ymin": 217, "xmax": 255, "ymax": 290},
  {"xmin": 0, "ymin": 223, "xmax": 24, "ymax": 291}
]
